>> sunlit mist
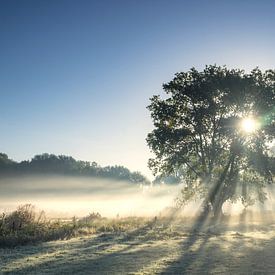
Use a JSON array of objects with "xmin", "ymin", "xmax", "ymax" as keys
[
  {"xmin": 240, "ymin": 117, "xmax": 259, "ymax": 133},
  {"xmin": 0, "ymin": 176, "xmax": 183, "ymax": 218}
]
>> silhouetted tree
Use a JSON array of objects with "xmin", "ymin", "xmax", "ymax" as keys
[
  {"xmin": 0, "ymin": 153, "xmax": 15, "ymax": 173},
  {"xmin": 147, "ymin": 65, "xmax": 274, "ymax": 218},
  {"xmin": 0, "ymin": 153, "xmax": 150, "ymax": 185},
  {"xmin": 0, "ymin": 153, "xmax": 13, "ymax": 165}
]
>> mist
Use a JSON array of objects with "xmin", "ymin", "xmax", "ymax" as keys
[
  {"xmin": 2, "ymin": 175, "xmax": 275, "ymax": 220},
  {"xmin": 0, "ymin": 176, "xmax": 183, "ymax": 218}
]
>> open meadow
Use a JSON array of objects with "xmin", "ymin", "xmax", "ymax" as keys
[
  {"xmin": 1, "ymin": 213, "xmax": 275, "ymax": 274},
  {"xmin": 1, "ymin": 1, "xmax": 274, "ymax": 274}
]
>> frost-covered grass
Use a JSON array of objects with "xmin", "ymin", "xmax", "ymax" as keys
[
  {"xmin": 2, "ymin": 206, "xmax": 275, "ymax": 274},
  {"xmin": 0, "ymin": 204, "xmax": 149, "ymax": 247},
  {"xmin": 1, "ymin": 222, "xmax": 275, "ymax": 274}
]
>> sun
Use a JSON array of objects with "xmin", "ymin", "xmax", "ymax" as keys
[{"xmin": 240, "ymin": 117, "xmax": 259, "ymax": 133}]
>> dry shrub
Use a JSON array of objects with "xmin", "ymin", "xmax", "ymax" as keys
[
  {"xmin": 0, "ymin": 205, "xmax": 147, "ymax": 247},
  {"xmin": 1, "ymin": 204, "xmax": 46, "ymax": 231},
  {"xmin": 79, "ymin": 212, "xmax": 102, "ymax": 224}
]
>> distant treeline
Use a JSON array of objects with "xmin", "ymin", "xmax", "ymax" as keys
[{"xmin": 0, "ymin": 153, "xmax": 150, "ymax": 184}]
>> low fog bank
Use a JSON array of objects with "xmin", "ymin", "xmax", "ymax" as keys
[
  {"xmin": 0, "ymin": 176, "xmax": 184, "ymax": 218},
  {"xmin": 1, "ymin": 176, "xmax": 275, "ymax": 219}
]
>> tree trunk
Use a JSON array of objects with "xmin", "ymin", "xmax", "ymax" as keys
[
  {"xmin": 206, "ymin": 152, "xmax": 236, "ymax": 221},
  {"xmin": 211, "ymin": 196, "xmax": 225, "ymax": 220}
]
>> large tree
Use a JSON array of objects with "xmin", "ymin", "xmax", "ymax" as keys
[{"xmin": 147, "ymin": 65, "xmax": 275, "ymax": 218}]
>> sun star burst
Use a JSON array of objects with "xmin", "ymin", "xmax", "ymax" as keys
[{"xmin": 240, "ymin": 117, "xmax": 259, "ymax": 133}]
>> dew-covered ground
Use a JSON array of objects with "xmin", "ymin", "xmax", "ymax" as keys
[
  {"xmin": 1, "ymin": 215, "xmax": 275, "ymax": 274},
  {"xmin": 2, "ymin": 176, "xmax": 275, "ymax": 274}
]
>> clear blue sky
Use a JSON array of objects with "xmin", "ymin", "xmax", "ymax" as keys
[{"xmin": 1, "ymin": 0, "xmax": 274, "ymax": 178}]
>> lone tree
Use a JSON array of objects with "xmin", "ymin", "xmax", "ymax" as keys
[{"xmin": 147, "ymin": 65, "xmax": 274, "ymax": 218}]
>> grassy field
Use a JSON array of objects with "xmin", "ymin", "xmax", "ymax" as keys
[{"xmin": 1, "ymin": 212, "xmax": 275, "ymax": 274}]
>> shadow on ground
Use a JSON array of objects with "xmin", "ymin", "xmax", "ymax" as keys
[{"xmin": 2, "ymin": 214, "xmax": 275, "ymax": 274}]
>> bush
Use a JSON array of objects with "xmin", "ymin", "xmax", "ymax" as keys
[
  {"xmin": 0, "ymin": 204, "xmax": 49, "ymax": 246},
  {"xmin": 0, "ymin": 204, "xmax": 148, "ymax": 247}
]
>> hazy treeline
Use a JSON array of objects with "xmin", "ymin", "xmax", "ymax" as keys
[{"xmin": 0, "ymin": 153, "xmax": 150, "ymax": 184}]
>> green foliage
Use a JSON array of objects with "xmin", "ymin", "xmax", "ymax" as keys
[{"xmin": 147, "ymin": 65, "xmax": 274, "ymax": 212}]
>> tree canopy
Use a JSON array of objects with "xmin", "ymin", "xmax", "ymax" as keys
[
  {"xmin": 0, "ymin": 153, "xmax": 150, "ymax": 185},
  {"xmin": 147, "ymin": 65, "xmax": 275, "ymax": 217}
]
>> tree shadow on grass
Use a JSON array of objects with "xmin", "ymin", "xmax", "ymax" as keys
[
  {"xmin": 2, "ymin": 227, "xmax": 170, "ymax": 274},
  {"xmin": 0, "ymin": 218, "xmax": 161, "ymax": 274},
  {"xmin": 157, "ymin": 208, "xmax": 216, "ymax": 274},
  {"xmin": 159, "ymin": 211, "xmax": 275, "ymax": 274},
  {"xmin": 2, "ymin": 211, "xmax": 211, "ymax": 274},
  {"xmin": 4, "ymin": 213, "xmax": 275, "ymax": 274}
]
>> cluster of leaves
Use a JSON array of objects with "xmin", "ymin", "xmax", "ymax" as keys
[
  {"xmin": 147, "ymin": 65, "xmax": 274, "ymax": 210},
  {"xmin": 0, "ymin": 153, "xmax": 149, "ymax": 184}
]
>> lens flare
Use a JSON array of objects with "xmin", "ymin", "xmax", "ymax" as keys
[{"xmin": 240, "ymin": 117, "xmax": 259, "ymax": 133}]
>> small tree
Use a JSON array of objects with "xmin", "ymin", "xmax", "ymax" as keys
[{"xmin": 147, "ymin": 65, "xmax": 274, "ymax": 218}]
